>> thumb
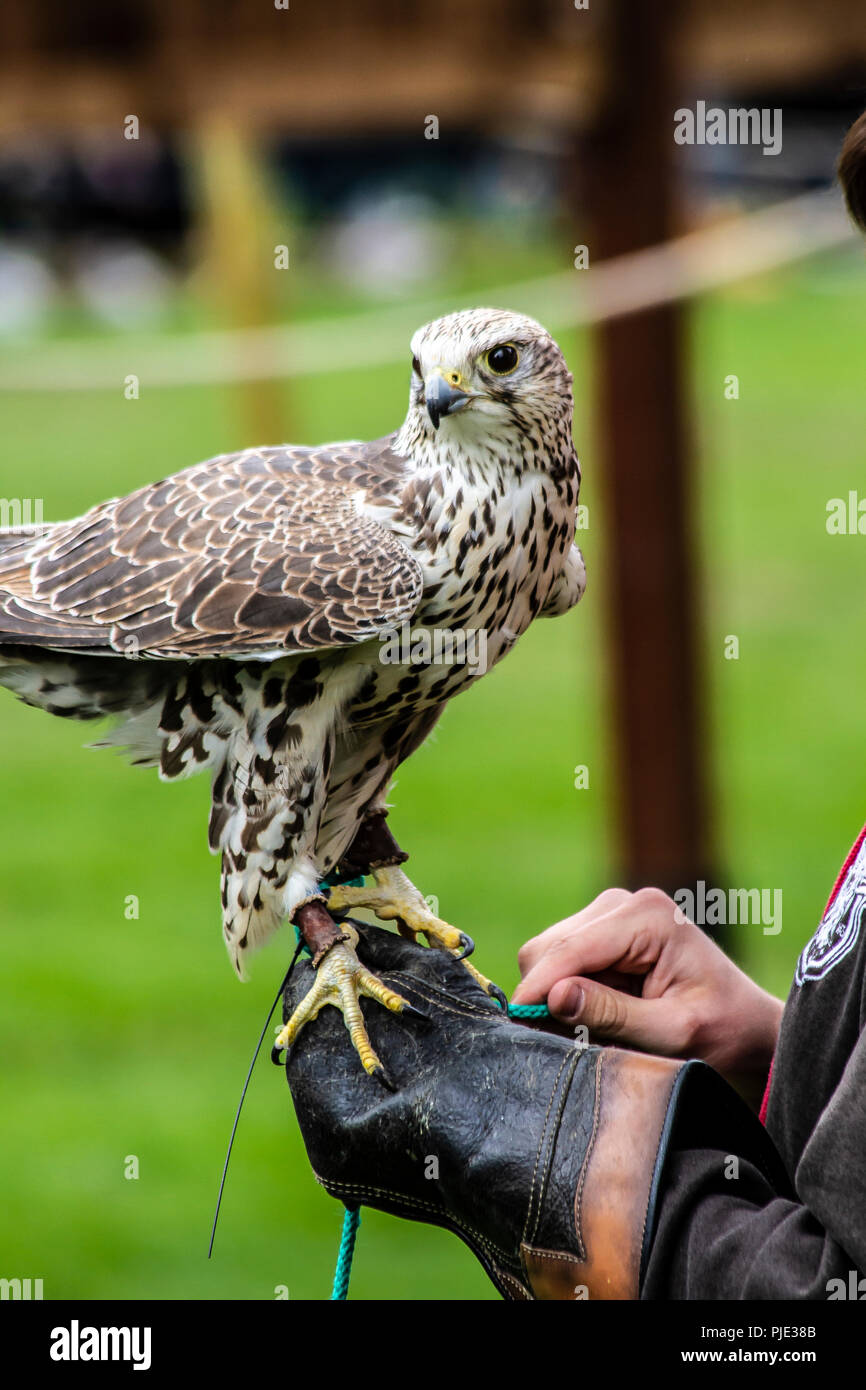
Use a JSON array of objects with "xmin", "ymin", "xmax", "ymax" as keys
[{"xmin": 547, "ymin": 976, "xmax": 682, "ymax": 1055}]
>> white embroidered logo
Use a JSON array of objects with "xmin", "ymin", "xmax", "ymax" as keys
[{"xmin": 796, "ymin": 838, "xmax": 866, "ymax": 985}]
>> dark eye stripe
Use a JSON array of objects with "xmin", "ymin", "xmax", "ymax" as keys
[{"xmin": 411, "ymin": 356, "xmax": 422, "ymax": 377}]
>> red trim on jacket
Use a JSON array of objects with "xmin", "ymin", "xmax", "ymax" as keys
[{"xmin": 758, "ymin": 823, "xmax": 866, "ymax": 1126}]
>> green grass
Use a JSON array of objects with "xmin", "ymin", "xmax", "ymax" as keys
[{"xmin": 1, "ymin": 246, "xmax": 865, "ymax": 1298}]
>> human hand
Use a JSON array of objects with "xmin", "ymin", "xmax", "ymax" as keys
[{"xmin": 513, "ymin": 888, "xmax": 783, "ymax": 1105}]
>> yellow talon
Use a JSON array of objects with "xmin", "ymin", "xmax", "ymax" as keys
[
  {"xmin": 275, "ymin": 924, "xmax": 409, "ymax": 1078},
  {"xmin": 328, "ymin": 864, "xmax": 464, "ymax": 952},
  {"xmin": 461, "ymin": 958, "xmax": 501, "ymax": 997},
  {"xmin": 327, "ymin": 864, "xmax": 505, "ymax": 1007}
]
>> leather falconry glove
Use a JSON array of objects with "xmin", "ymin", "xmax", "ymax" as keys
[{"xmin": 281, "ymin": 923, "xmax": 790, "ymax": 1300}]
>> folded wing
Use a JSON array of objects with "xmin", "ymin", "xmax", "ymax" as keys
[{"xmin": 0, "ymin": 439, "xmax": 421, "ymax": 658}]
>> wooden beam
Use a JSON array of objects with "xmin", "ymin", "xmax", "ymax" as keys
[
  {"xmin": 582, "ymin": 0, "xmax": 714, "ymax": 894},
  {"xmin": 191, "ymin": 116, "xmax": 288, "ymax": 448}
]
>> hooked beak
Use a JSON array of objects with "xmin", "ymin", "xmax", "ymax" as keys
[{"xmin": 425, "ymin": 373, "xmax": 471, "ymax": 430}]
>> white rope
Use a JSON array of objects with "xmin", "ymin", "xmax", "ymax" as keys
[{"xmin": 0, "ymin": 188, "xmax": 855, "ymax": 393}]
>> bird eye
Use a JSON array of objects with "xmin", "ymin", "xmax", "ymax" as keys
[
  {"xmin": 411, "ymin": 355, "xmax": 422, "ymax": 377},
  {"xmin": 484, "ymin": 343, "xmax": 520, "ymax": 376}
]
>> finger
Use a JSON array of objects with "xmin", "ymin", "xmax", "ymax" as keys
[
  {"xmin": 512, "ymin": 907, "xmax": 660, "ymax": 1004},
  {"xmin": 517, "ymin": 889, "xmax": 634, "ymax": 977},
  {"xmin": 547, "ymin": 976, "xmax": 692, "ymax": 1056}
]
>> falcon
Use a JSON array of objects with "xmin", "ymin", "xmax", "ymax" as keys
[{"xmin": 0, "ymin": 308, "xmax": 585, "ymax": 1082}]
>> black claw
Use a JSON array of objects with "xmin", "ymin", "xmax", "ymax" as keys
[
  {"xmin": 488, "ymin": 982, "xmax": 509, "ymax": 1012},
  {"xmin": 454, "ymin": 932, "xmax": 476, "ymax": 961},
  {"xmin": 400, "ymin": 1000, "xmax": 431, "ymax": 1023},
  {"xmin": 370, "ymin": 1062, "xmax": 396, "ymax": 1092},
  {"xmin": 271, "ymin": 1045, "xmax": 287, "ymax": 1066}
]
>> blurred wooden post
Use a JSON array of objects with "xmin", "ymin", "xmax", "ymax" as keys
[
  {"xmin": 582, "ymin": 0, "xmax": 715, "ymax": 895},
  {"xmin": 192, "ymin": 117, "xmax": 288, "ymax": 447}
]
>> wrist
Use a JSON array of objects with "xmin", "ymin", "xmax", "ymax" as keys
[{"xmin": 717, "ymin": 989, "xmax": 783, "ymax": 1110}]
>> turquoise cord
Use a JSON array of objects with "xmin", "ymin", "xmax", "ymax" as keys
[
  {"xmin": 330, "ymin": 1204, "xmax": 361, "ymax": 1300},
  {"xmin": 293, "ymin": 875, "xmax": 367, "ymax": 957},
  {"xmin": 328, "ymin": 996, "xmax": 549, "ymax": 1299},
  {"xmin": 502, "ymin": 1001, "xmax": 550, "ymax": 1020},
  {"xmin": 321, "ymin": 875, "xmax": 366, "ymax": 893}
]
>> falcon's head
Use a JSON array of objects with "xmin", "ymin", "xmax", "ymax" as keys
[{"xmin": 400, "ymin": 307, "xmax": 574, "ymax": 469}]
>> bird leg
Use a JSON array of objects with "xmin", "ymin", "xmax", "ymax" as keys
[
  {"xmin": 330, "ymin": 812, "xmax": 463, "ymax": 948},
  {"xmin": 328, "ymin": 863, "xmax": 471, "ymax": 955},
  {"xmin": 330, "ymin": 818, "xmax": 507, "ymax": 1008},
  {"xmin": 275, "ymin": 905, "xmax": 413, "ymax": 1086},
  {"xmin": 329, "ymin": 808, "xmax": 409, "ymax": 882},
  {"xmin": 294, "ymin": 896, "xmax": 344, "ymax": 964}
]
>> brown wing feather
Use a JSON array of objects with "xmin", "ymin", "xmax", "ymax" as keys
[{"xmin": 0, "ymin": 435, "xmax": 422, "ymax": 657}]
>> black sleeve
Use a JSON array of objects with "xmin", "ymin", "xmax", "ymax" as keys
[
  {"xmin": 642, "ymin": 1033, "xmax": 866, "ymax": 1299},
  {"xmin": 642, "ymin": 1148, "xmax": 856, "ymax": 1299}
]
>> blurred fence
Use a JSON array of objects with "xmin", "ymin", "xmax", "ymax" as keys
[{"xmin": 0, "ymin": 188, "xmax": 854, "ymax": 392}]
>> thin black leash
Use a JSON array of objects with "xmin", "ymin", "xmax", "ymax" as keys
[{"xmin": 208, "ymin": 937, "xmax": 304, "ymax": 1259}]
